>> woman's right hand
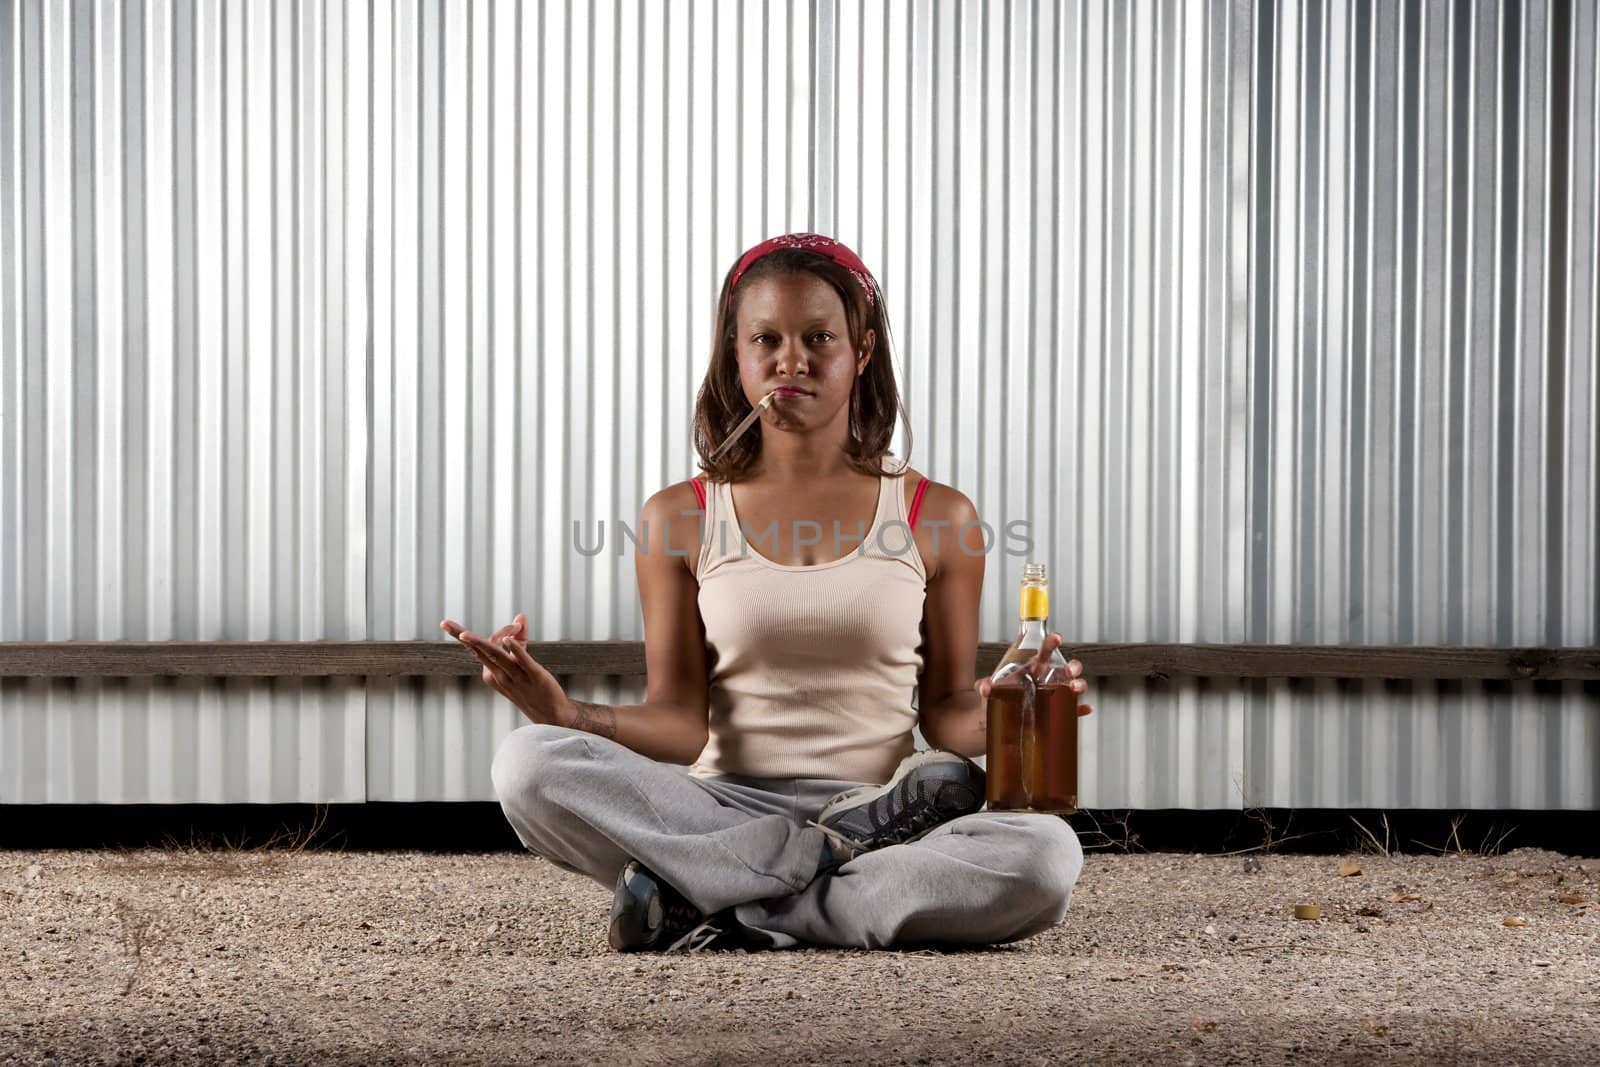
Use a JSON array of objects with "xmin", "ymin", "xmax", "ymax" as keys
[{"xmin": 440, "ymin": 613, "xmax": 574, "ymax": 726}]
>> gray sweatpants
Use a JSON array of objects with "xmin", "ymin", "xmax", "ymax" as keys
[{"xmin": 490, "ymin": 723, "xmax": 1083, "ymax": 949}]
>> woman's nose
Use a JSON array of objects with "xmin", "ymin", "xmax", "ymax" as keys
[{"xmin": 774, "ymin": 339, "xmax": 809, "ymax": 377}]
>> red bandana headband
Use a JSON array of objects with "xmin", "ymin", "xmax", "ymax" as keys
[{"xmin": 725, "ymin": 232, "xmax": 878, "ymax": 314}]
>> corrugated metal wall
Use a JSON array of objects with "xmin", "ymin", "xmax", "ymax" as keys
[
  {"xmin": 3, "ymin": 0, "xmax": 1596, "ymax": 808},
  {"xmin": 1, "ymin": 0, "xmax": 369, "ymax": 802},
  {"xmin": 1237, "ymin": 0, "xmax": 1600, "ymax": 807},
  {"xmin": 363, "ymin": 0, "xmax": 825, "ymax": 799}
]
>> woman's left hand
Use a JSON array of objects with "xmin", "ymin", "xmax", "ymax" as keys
[{"xmin": 973, "ymin": 632, "xmax": 1093, "ymax": 717}]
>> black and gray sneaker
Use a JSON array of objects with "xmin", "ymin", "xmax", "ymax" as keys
[
  {"xmin": 608, "ymin": 860, "xmax": 735, "ymax": 953},
  {"xmin": 811, "ymin": 750, "xmax": 986, "ymax": 871}
]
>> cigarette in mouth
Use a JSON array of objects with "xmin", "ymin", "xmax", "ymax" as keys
[{"xmin": 708, "ymin": 390, "xmax": 778, "ymax": 462}]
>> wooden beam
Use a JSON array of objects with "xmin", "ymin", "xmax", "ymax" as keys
[
  {"xmin": 1015, "ymin": 644, "xmax": 1600, "ymax": 682},
  {"xmin": 2, "ymin": 641, "xmax": 1598, "ymax": 681},
  {"xmin": 0, "ymin": 641, "xmax": 648, "ymax": 679}
]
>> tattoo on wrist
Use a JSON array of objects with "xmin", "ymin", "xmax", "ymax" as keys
[{"xmin": 570, "ymin": 700, "xmax": 618, "ymax": 740}]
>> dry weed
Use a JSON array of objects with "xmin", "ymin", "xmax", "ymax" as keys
[
  {"xmin": 1351, "ymin": 814, "xmax": 1393, "ymax": 857},
  {"xmin": 111, "ymin": 899, "xmax": 165, "ymax": 996},
  {"xmin": 1412, "ymin": 814, "xmax": 1518, "ymax": 858},
  {"xmin": 1073, "ymin": 810, "xmax": 1142, "ymax": 853},
  {"xmin": 109, "ymin": 805, "xmax": 333, "ymax": 880}
]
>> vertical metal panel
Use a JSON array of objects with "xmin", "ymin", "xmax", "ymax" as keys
[
  {"xmin": 827, "ymin": 0, "xmax": 1596, "ymax": 810},
  {"xmin": 0, "ymin": 0, "xmax": 368, "ymax": 803},
  {"xmin": 363, "ymin": 0, "xmax": 821, "ymax": 801},
  {"xmin": 1236, "ymin": 0, "xmax": 1599, "ymax": 808},
  {"xmin": 2, "ymin": 1, "xmax": 1595, "ymax": 808},
  {"xmin": 833, "ymin": 0, "xmax": 1260, "ymax": 807}
]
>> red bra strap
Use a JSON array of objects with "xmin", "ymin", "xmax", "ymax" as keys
[
  {"xmin": 690, "ymin": 477, "xmax": 706, "ymax": 511},
  {"xmin": 907, "ymin": 476, "xmax": 930, "ymax": 530}
]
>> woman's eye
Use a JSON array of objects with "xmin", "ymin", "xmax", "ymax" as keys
[{"xmin": 750, "ymin": 332, "xmax": 833, "ymax": 344}]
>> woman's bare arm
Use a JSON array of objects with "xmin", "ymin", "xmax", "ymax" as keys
[
  {"xmin": 575, "ymin": 481, "xmax": 713, "ymax": 763},
  {"xmin": 911, "ymin": 481, "xmax": 989, "ymax": 758}
]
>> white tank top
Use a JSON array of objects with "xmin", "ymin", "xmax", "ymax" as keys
[{"xmin": 689, "ymin": 454, "xmax": 929, "ymax": 784}]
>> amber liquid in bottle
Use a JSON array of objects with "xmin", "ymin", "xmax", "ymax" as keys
[{"xmin": 985, "ymin": 564, "xmax": 1080, "ymax": 813}]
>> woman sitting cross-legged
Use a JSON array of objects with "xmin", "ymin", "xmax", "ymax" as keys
[{"xmin": 442, "ymin": 233, "xmax": 1092, "ymax": 952}]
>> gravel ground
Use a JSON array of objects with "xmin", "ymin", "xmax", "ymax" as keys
[{"xmin": 2, "ymin": 845, "xmax": 1598, "ymax": 1065}]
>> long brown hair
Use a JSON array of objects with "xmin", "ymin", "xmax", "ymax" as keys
[{"xmin": 692, "ymin": 247, "xmax": 912, "ymax": 482}]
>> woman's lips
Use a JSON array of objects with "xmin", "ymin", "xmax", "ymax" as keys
[{"xmin": 773, "ymin": 387, "xmax": 812, "ymax": 398}]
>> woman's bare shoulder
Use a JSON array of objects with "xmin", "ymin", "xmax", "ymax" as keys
[
  {"xmin": 638, "ymin": 480, "xmax": 708, "ymax": 570},
  {"xmin": 641, "ymin": 478, "xmax": 705, "ymax": 516},
  {"xmin": 898, "ymin": 469, "xmax": 979, "ymax": 523},
  {"xmin": 899, "ymin": 469, "xmax": 980, "ymax": 580}
]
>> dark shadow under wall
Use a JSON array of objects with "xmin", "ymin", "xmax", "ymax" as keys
[{"xmin": 0, "ymin": 804, "xmax": 1594, "ymax": 856}]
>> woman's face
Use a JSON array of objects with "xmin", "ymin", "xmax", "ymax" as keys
[{"xmin": 732, "ymin": 272, "xmax": 874, "ymax": 429}]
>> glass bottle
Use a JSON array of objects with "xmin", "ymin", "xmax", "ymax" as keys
[{"xmin": 985, "ymin": 562, "xmax": 1080, "ymax": 812}]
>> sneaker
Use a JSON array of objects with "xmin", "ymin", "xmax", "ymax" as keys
[
  {"xmin": 607, "ymin": 860, "xmax": 735, "ymax": 953},
  {"xmin": 810, "ymin": 749, "xmax": 986, "ymax": 870}
]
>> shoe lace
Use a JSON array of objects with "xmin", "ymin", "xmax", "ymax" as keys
[
  {"xmin": 868, "ymin": 798, "xmax": 954, "ymax": 846},
  {"xmin": 824, "ymin": 784, "xmax": 876, "ymax": 807},
  {"xmin": 665, "ymin": 916, "xmax": 725, "ymax": 953},
  {"xmin": 883, "ymin": 799, "xmax": 944, "ymax": 843},
  {"xmin": 807, "ymin": 819, "xmax": 868, "ymax": 862},
  {"xmin": 656, "ymin": 889, "xmax": 728, "ymax": 953}
]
